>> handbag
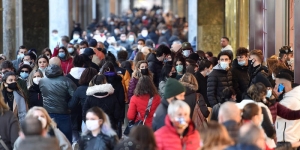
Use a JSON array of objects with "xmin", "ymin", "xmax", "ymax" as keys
[
  {"xmin": 124, "ymin": 97, "xmax": 154, "ymax": 136},
  {"xmin": 192, "ymin": 93, "xmax": 207, "ymax": 129},
  {"xmin": 0, "ymin": 135, "xmax": 9, "ymax": 150}
]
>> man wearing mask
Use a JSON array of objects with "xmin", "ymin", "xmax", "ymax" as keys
[
  {"xmin": 220, "ymin": 37, "xmax": 233, "ymax": 59},
  {"xmin": 279, "ymin": 45, "xmax": 294, "ymax": 71},
  {"xmin": 118, "ymin": 34, "xmax": 131, "ymax": 55},
  {"xmin": 12, "ymin": 46, "xmax": 28, "ymax": 70},
  {"xmin": 207, "ymin": 51, "xmax": 233, "ymax": 107},
  {"xmin": 231, "ymin": 47, "xmax": 250, "ymax": 102},
  {"xmin": 128, "ymin": 39, "xmax": 145, "ymax": 60},
  {"xmin": 70, "ymin": 32, "xmax": 82, "ymax": 45},
  {"xmin": 53, "ymin": 36, "xmax": 70, "ymax": 56},
  {"xmin": 138, "ymin": 28, "xmax": 151, "ymax": 41},
  {"xmin": 248, "ymin": 49, "xmax": 269, "ymax": 87},
  {"xmin": 147, "ymin": 45, "xmax": 172, "ymax": 88},
  {"xmin": 181, "ymin": 42, "xmax": 193, "ymax": 58},
  {"xmin": 50, "ymin": 29, "xmax": 61, "ymax": 51}
]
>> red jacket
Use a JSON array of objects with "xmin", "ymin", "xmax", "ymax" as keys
[
  {"xmin": 127, "ymin": 94, "xmax": 160, "ymax": 127},
  {"xmin": 61, "ymin": 57, "xmax": 73, "ymax": 75},
  {"xmin": 154, "ymin": 115, "xmax": 201, "ymax": 150}
]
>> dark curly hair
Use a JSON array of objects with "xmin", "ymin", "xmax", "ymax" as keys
[
  {"xmin": 134, "ymin": 75, "xmax": 158, "ymax": 97},
  {"xmin": 236, "ymin": 47, "xmax": 249, "ymax": 57}
]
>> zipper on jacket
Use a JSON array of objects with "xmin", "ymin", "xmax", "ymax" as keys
[
  {"xmin": 180, "ymin": 135, "xmax": 186, "ymax": 150},
  {"xmin": 283, "ymin": 122, "xmax": 286, "ymax": 142}
]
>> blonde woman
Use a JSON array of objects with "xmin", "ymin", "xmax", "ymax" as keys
[
  {"xmin": 200, "ymin": 121, "xmax": 234, "ymax": 150},
  {"xmin": 13, "ymin": 107, "xmax": 72, "ymax": 150}
]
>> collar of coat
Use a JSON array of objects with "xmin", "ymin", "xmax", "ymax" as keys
[{"xmin": 86, "ymin": 84, "xmax": 115, "ymax": 96}]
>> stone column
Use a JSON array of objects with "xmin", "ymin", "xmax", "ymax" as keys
[
  {"xmin": 293, "ymin": 0, "xmax": 300, "ymax": 83},
  {"xmin": 0, "ymin": 0, "xmax": 3, "ymax": 54},
  {"xmin": 274, "ymin": 0, "xmax": 287, "ymax": 55},
  {"xmin": 265, "ymin": 0, "xmax": 276, "ymax": 58},
  {"xmin": 2, "ymin": 0, "xmax": 16, "ymax": 60},
  {"xmin": 15, "ymin": 0, "xmax": 22, "ymax": 49},
  {"xmin": 121, "ymin": 0, "xmax": 130, "ymax": 14},
  {"xmin": 188, "ymin": 0, "xmax": 197, "ymax": 46},
  {"xmin": 249, "ymin": 0, "xmax": 264, "ymax": 51},
  {"xmin": 49, "ymin": 0, "xmax": 69, "ymax": 44},
  {"xmin": 177, "ymin": 0, "xmax": 185, "ymax": 18}
]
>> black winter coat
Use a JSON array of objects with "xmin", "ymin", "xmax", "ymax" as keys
[
  {"xmin": 248, "ymin": 64, "xmax": 269, "ymax": 87},
  {"xmin": 104, "ymin": 73, "xmax": 125, "ymax": 121},
  {"xmin": 65, "ymin": 74, "xmax": 79, "ymax": 87},
  {"xmin": 181, "ymin": 82, "xmax": 210, "ymax": 119},
  {"xmin": 68, "ymin": 85, "xmax": 88, "ymax": 114},
  {"xmin": 194, "ymin": 72, "xmax": 209, "ymax": 106},
  {"xmin": 152, "ymin": 97, "xmax": 168, "ymax": 132},
  {"xmin": 147, "ymin": 53, "xmax": 164, "ymax": 88},
  {"xmin": 28, "ymin": 84, "xmax": 43, "ymax": 108},
  {"xmin": 231, "ymin": 59, "xmax": 250, "ymax": 102},
  {"xmin": 79, "ymin": 132, "xmax": 118, "ymax": 150},
  {"xmin": 83, "ymin": 83, "xmax": 121, "ymax": 129},
  {"xmin": 39, "ymin": 65, "xmax": 77, "ymax": 114},
  {"xmin": 207, "ymin": 64, "xmax": 233, "ymax": 107}
]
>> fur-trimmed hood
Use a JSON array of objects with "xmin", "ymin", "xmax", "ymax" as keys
[
  {"xmin": 179, "ymin": 81, "xmax": 198, "ymax": 91},
  {"xmin": 86, "ymin": 84, "xmax": 115, "ymax": 98}
]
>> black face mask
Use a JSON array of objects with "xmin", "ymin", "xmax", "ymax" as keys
[
  {"xmin": 170, "ymin": 72, "xmax": 177, "ymax": 78},
  {"xmin": 7, "ymin": 82, "xmax": 18, "ymax": 90},
  {"xmin": 141, "ymin": 68, "xmax": 149, "ymax": 75}
]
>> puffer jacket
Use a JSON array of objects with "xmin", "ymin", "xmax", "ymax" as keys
[
  {"xmin": 79, "ymin": 132, "xmax": 118, "ymax": 150},
  {"xmin": 207, "ymin": 64, "xmax": 233, "ymax": 107},
  {"xmin": 127, "ymin": 94, "xmax": 161, "ymax": 127},
  {"xmin": 147, "ymin": 53, "xmax": 164, "ymax": 88},
  {"xmin": 152, "ymin": 97, "xmax": 169, "ymax": 131},
  {"xmin": 115, "ymin": 65, "xmax": 130, "ymax": 103},
  {"xmin": 180, "ymin": 81, "xmax": 210, "ymax": 118},
  {"xmin": 248, "ymin": 64, "xmax": 269, "ymax": 87},
  {"xmin": 154, "ymin": 115, "xmax": 201, "ymax": 150},
  {"xmin": 83, "ymin": 84, "xmax": 121, "ymax": 128},
  {"xmin": 28, "ymin": 83, "xmax": 43, "ymax": 108},
  {"xmin": 127, "ymin": 77, "xmax": 138, "ymax": 102},
  {"xmin": 39, "ymin": 65, "xmax": 77, "ymax": 114},
  {"xmin": 231, "ymin": 59, "xmax": 250, "ymax": 102}
]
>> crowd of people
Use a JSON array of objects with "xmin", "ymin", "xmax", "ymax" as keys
[{"xmin": 0, "ymin": 6, "xmax": 300, "ymax": 150}]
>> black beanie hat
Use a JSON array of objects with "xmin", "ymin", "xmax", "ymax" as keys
[
  {"xmin": 89, "ymin": 39, "xmax": 97, "ymax": 47},
  {"xmin": 188, "ymin": 53, "xmax": 199, "ymax": 62},
  {"xmin": 164, "ymin": 78, "xmax": 185, "ymax": 99},
  {"xmin": 255, "ymin": 73, "xmax": 272, "ymax": 87}
]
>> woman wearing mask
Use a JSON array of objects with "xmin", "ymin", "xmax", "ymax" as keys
[
  {"xmin": 1, "ymin": 72, "xmax": 27, "ymax": 122},
  {"xmin": 154, "ymin": 100, "xmax": 201, "ymax": 150},
  {"xmin": 55, "ymin": 47, "xmax": 74, "ymax": 75},
  {"xmin": 179, "ymin": 73, "xmax": 209, "ymax": 118},
  {"xmin": 159, "ymin": 64, "xmax": 176, "ymax": 98},
  {"xmin": 34, "ymin": 55, "xmax": 49, "ymax": 76},
  {"xmin": 127, "ymin": 76, "xmax": 160, "ymax": 127},
  {"xmin": 27, "ymin": 70, "xmax": 44, "ymax": 108},
  {"xmin": 236, "ymin": 83, "xmax": 276, "ymax": 148},
  {"xmin": 66, "ymin": 55, "xmax": 86, "ymax": 86},
  {"xmin": 195, "ymin": 59, "xmax": 212, "ymax": 106},
  {"xmin": 128, "ymin": 60, "xmax": 152, "ymax": 101},
  {"xmin": 99, "ymin": 62, "xmax": 125, "ymax": 138},
  {"xmin": 80, "ymin": 107, "xmax": 118, "ymax": 150},
  {"xmin": 42, "ymin": 48, "xmax": 52, "ymax": 59},
  {"xmin": 17, "ymin": 64, "xmax": 32, "ymax": 80},
  {"xmin": 14, "ymin": 106, "xmax": 72, "ymax": 150},
  {"xmin": 0, "ymin": 92, "xmax": 19, "ymax": 150},
  {"xmin": 174, "ymin": 57, "xmax": 186, "ymax": 80},
  {"xmin": 83, "ymin": 74, "xmax": 121, "ymax": 132}
]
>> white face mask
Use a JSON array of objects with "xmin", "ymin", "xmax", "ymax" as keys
[
  {"xmin": 137, "ymin": 45, "xmax": 143, "ymax": 50},
  {"xmin": 220, "ymin": 61, "xmax": 229, "ymax": 70},
  {"xmin": 79, "ymin": 48, "xmax": 85, "ymax": 54},
  {"xmin": 141, "ymin": 30, "xmax": 148, "ymax": 37},
  {"xmin": 86, "ymin": 120, "xmax": 100, "ymax": 131},
  {"xmin": 33, "ymin": 77, "xmax": 42, "ymax": 85},
  {"xmin": 266, "ymin": 89, "xmax": 272, "ymax": 98},
  {"xmin": 68, "ymin": 48, "xmax": 74, "ymax": 53},
  {"xmin": 38, "ymin": 117, "xmax": 47, "ymax": 129},
  {"xmin": 182, "ymin": 50, "xmax": 190, "ymax": 57},
  {"xmin": 73, "ymin": 35, "xmax": 80, "ymax": 40},
  {"xmin": 272, "ymin": 73, "xmax": 276, "ymax": 80},
  {"xmin": 288, "ymin": 58, "xmax": 294, "ymax": 65}
]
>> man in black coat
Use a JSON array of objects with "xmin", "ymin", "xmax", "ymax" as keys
[
  {"xmin": 207, "ymin": 51, "xmax": 233, "ymax": 107},
  {"xmin": 231, "ymin": 47, "xmax": 250, "ymax": 102},
  {"xmin": 147, "ymin": 45, "xmax": 171, "ymax": 88}
]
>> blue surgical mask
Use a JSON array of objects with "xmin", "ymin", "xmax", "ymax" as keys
[
  {"xmin": 182, "ymin": 50, "xmax": 190, "ymax": 57},
  {"xmin": 238, "ymin": 60, "xmax": 246, "ymax": 66},
  {"xmin": 58, "ymin": 52, "xmax": 66, "ymax": 58},
  {"xmin": 68, "ymin": 48, "xmax": 74, "ymax": 54},
  {"xmin": 220, "ymin": 62, "xmax": 229, "ymax": 70},
  {"xmin": 17, "ymin": 53, "xmax": 25, "ymax": 60},
  {"xmin": 39, "ymin": 67, "xmax": 46, "ymax": 72},
  {"xmin": 176, "ymin": 65, "xmax": 184, "ymax": 72},
  {"xmin": 266, "ymin": 89, "xmax": 272, "ymax": 98},
  {"xmin": 20, "ymin": 72, "xmax": 29, "ymax": 79}
]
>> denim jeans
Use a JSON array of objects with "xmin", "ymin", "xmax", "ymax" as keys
[{"xmin": 49, "ymin": 113, "xmax": 72, "ymax": 143}]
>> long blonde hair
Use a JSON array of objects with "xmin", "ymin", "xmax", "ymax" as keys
[
  {"xmin": 0, "ymin": 92, "xmax": 9, "ymax": 115},
  {"xmin": 200, "ymin": 121, "xmax": 234, "ymax": 150},
  {"xmin": 179, "ymin": 73, "xmax": 198, "ymax": 91},
  {"xmin": 132, "ymin": 60, "xmax": 153, "ymax": 79},
  {"xmin": 26, "ymin": 106, "xmax": 57, "ymax": 129}
]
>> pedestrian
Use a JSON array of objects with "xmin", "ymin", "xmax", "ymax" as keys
[
  {"xmin": 55, "ymin": 47, "xmax": 74, "ymax": 75},
  {"xmin": 34, "ymin": 55, "xmax": 49, "ymax": 76},
  {"xmin": 158, "ymin": 64, "xmax": 176, "ymax": 98},
  {"xmin": 174, "ymin": 56, "xmax": 186, "ymax": 80},
  {"xmin": 27, "ymin": 69, "xmax": 44, "ymax": 108},
  {"xmin": 152, "ymin": 78, "xmax": 185, "ymax": 131},
  {"xmin": 1, "ymin": 72, "xmax": 28, "ymax": 122},
  {"xmin": 248, "ymin": 49, "xmax": 269, "ymax": 87},
  {"xmin": 127, "ymin": 76, "xmax": 160, "ymax": 127},
  {"xmin": 0, "ymin": 91, "xmax": 19, "ymax": 150},
  {"xmin": 14, "ymin": 106, "xmax": 72, "ymax": 150},
  {"xmin": 127, "ymin": 125, "xmax": 157, "ymax": 150},
  {"xmin": 79, "ymin": 107, "xmax": 118, "ymax": 150},
  {"xmin": 66, "ymin": 55, "xmax": 86, "ymax": 86},
  {"xmin": 17, "ymin": 64, "xmax": 32, "ymax": 81},
  {"xmin": 154, "ymin": 100, "xmax": 201, "ymax": 150}
]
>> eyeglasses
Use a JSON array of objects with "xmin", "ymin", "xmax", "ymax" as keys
[{"xmin": 20, "ymin": 70, "xmax": 29, "ymax": 73}]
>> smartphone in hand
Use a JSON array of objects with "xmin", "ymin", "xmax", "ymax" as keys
[{"xmin": 278, "ymin": 83, "xmax": 285, "ymax": 93}]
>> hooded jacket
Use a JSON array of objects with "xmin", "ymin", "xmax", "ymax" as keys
[
  {"xmin": 231, "ymin": 59, "xmax": 250, "ymax": 102},
  {"xmin": 276, "ymin": 85, "xmax": 300, "ymax": 143},
  {"xmin": 207, "ymin": 64, "xmax": 233, "ymax": 107},
  {"xmin": 147, "ymin": 53, "xmax": 164, "ymax": 88},
  {"xmin": 152, "ymin": 96, "xmax": 169, "ymax": 131},
  {"xmin": 83, "ymin": 83, "xmax": 121, "ymax": 126},
  {"xmin": 154, "ymin": 115, "xmax": 201, "ymax": 150},
  {"xmin": 180, "ymin": 81, "xmax": 210, "ymax": 118},
  {"xmin": 127, "ymin": 94, "xmax": 161, "ymax": 127},
  {"xmin": 66, "ymin": 67, "xmax": 86, "ymax": 86},
  {"xmin": 39, "ymin": 65, "xmax": 77, "ymax": 114}
]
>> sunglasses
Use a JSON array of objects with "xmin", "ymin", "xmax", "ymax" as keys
[{"xmin": 20, "ymin": 70, "xmax": 29, "ymax": 73}]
